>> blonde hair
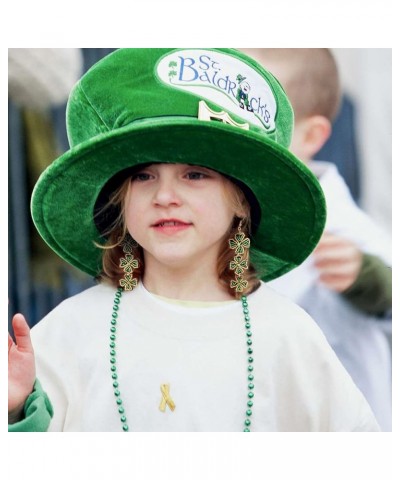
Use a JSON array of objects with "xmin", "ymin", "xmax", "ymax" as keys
[
  {"xmin": 96, "ymin": 171, "xmax": 261, "ymax": 299},
  {"xmin": 241, "ymin": 48, "xmax": 341, "ymax": 122}
]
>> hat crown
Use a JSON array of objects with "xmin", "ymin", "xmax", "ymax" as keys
[{"xmin": 66, "ymin": 48, "xmax": 294, "ymax": 149}]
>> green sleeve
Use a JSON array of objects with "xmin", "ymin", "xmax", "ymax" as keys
[
  {"xmin": 342, "ymin": 253, "xmax": 392, "ymax": 316},
  {"xmin": 8, "ymin": 379, "xmax": 54, "ymax": 432}
]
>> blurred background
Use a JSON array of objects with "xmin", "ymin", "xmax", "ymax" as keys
[{"xmin": 8, "ymin": 48, "xmax": 392, "ymax": 329}]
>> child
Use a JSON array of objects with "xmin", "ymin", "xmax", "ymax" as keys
[
  {"xmin": 8, "ymin": 48, "xmax": 380, "ymax": 432},
  {"xmin": 241, "ymin": 48, "xmax": 392, "ymax": 430}
]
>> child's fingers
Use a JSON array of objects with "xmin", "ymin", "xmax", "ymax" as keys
[
  {"xmin": 12, "ymin": 314, "xmax": 33, "ymax": 354},
  {"xmin": 8, "ymin": 332, "xmax": 15, "ymax": 353}
]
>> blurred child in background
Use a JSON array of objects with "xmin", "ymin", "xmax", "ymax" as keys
[{"xmin": 241, "ymin": 48, "xmax": 392, "ymax": 431}]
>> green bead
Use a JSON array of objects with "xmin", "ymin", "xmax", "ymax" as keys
[
  {"xmin": 245, "ymin": 322, "xmax": 251, "ymax": 329},
  {"xmin": 244, "ymin": 315, "xmax": 250, "ymax": 321},
  {"xmin": 122, "ymin": 424, "xmax": 129, "ymax": 431},
  {"xmin": 243, "ymin": 308, "xmax": 249, "ymax": 314},
  {"xmin": 247, "ymin": 348, "xmax": 253, "ymax": 354},
  {"xmin": 110, "ymin": 341, "xmax": 115, "ymax": 348},
  {"xmin": 118, "ymin": 406, "xmax": 125, "ymax": 414},
  {"xmin": 247, "ymin": 339, "xmax": 252, "ymax": 345},
  {"xmin": 244, "ymin": 419, "xmax": 251, "ymax": 426},
  {"xmin": 112, "ymin": 312, "xmax": 118, "ymax": 319},
  {"xmin": 248, "ymin": 374, "xmax": 254, "ymax": 381},
  {"xmin": 114, "ymin": 297, "xmax": 120, "ymax": 305},
  {"xmin": 248, "ymin": 391, "xmax": 254, "ymax": 398},
  {"xmin": 110, "ymin": 334, "xmax": 116, "ymax": 341},
  {"xmin": 110, "ymin": 326, "xmax": 116, "ymax": 333},
  {"xmin": 114, "ymin": 389, "xmax": 120, "ymax": 397},
  {"xmin": 110, "ymin": 358, "xmax": 116, "ymax": 364},
  {"xmin": 113, "ymin": 381, "xmax": 119, "ymax": 388},
  {"xmin": 246, "ymin": 409, "xmax": 252, "ymax": 417},
  {"xmin": 116, "ymin": 290, "xmax": 122, "ymax": 297},
  {"xmin": 116, "ymin": 398, "xmax": 122, "ymax": 405},
  {"xmin": 248, "ymin": 383, "xmax": 254, "ymax": 390},
  {"xmin": 111, "ymin": 319, "xmax": 117, "ymax": 325},
  {"xmin": 246, "ymin": 331, "xmax": 252, "ymax": 337},
  {"xmin": 247, "ymin": 400, "xmax": 253, "ymax": 407},
  {"xmin": 248, "ymin": 357, "xmax": 254, "ymax": 363},
  {"xmin": 243, "ymin": 428, "xmax": 250, "ymax": 432},
  {"xmin": 117, "ymin": 286, "xmax": 123, "ymax": 293},
  {"xmin": 111, "ymin": 365, "xmax": 117, "ymax": 372},
  {"xmin": 113, "ymin": 305, "xmax": 119, "ymax": 311},
  {"xmin": 120, "ymin": 415, "xmax": 127, "ymax": 422},
  {"xmin": 112, "ymin": 373, "xmax": 118, "ymax": 380},
  {"xmin": 110, "ymin": 349, "xmax": 116, "ymax": 356}
]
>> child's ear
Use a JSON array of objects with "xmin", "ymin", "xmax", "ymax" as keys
[{"xmin": 303, "ymin": 115, "xmax": 332, "ymax": 158}]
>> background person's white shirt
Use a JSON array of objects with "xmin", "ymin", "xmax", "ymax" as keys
[{"xmin": 270, "ymin": 160, "xmax": 392, "ymax": 431}]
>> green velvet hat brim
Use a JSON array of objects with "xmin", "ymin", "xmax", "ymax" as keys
[{"xmin": 31, "ymin": 117, "xmax": 326, "ymax": 282}]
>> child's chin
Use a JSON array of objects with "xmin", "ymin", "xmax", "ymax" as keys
[{"xmin": 149, "ymin": 246, "xmax": 194, "ymax": 265}]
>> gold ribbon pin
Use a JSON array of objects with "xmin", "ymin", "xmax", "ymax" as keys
[{"xmin": 159, "ymin": 384, "xmax": 176, "ymax": 412}]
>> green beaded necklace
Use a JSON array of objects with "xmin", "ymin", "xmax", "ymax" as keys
[{"xmin": 109, "ymin": 286, "xmax": 254, "ymax": 432}]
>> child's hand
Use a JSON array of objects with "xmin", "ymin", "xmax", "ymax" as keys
[
  {"xmin": 313, "ymin": 233, "xmax": 363, "ymax": 293},
  {"xmin": 8, "ymin": 313, "xmax": 36, "ymax": 423}
]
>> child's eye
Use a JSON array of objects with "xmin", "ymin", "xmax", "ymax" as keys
[
  {"xmin": 185, "ymin": 171, "xmax": 208, "ymax": 180},
  {"xmin": 132, "ymin": 172, "xmax": 152, "ymax": 182}
]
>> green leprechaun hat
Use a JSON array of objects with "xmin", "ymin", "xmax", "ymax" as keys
[{"xmin": 31, "ymin": 48, "xmax": 326, "ymax": 282}]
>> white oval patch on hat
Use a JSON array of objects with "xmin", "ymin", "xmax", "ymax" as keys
[{"xmin": 156, "ymin": 49, "xmax": 277, "ymax": 132}]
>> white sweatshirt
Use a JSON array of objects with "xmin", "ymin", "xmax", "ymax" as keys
[{"xmin": 30, "ymin": 281, "xmax": 379, "ymax": 432}]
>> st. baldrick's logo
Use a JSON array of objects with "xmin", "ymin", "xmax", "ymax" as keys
[{"xmin": 157, "ymin": 51, "xmax": 277, "ymax": 131}]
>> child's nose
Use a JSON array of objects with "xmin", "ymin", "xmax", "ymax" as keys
[{"xmin": 152, "ymin": 179, "xmax": 182, "ymax": 207}]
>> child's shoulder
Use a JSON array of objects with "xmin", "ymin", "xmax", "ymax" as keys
[
  {"xmin": 251, "ymin": 282, "xmax": 335, "ymax": 358},
  {"xmin": 30, "ymin": 283, "xmax": 118, "ymax": 338},
  {"xmin": 250, "ymin": 282, "xmax": 315, "ymax": 329},
  {"xmin": 51, "ymin": 282, "xmax": 116, "ymax": 314}
]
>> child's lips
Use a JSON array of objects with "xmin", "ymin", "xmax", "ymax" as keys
[{"xmin": 151, "ymin": 219, "xmax": 193, "ymax": 234}]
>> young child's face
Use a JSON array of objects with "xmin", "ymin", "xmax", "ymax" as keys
[{"xmin": 125, "ymin": 163, "xmax": 238, "ymax": 270}]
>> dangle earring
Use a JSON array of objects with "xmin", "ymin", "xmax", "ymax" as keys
[
  {"xmin": 118, "ymin": 234, "xmax": 139, "ymax": 291},
  {"xmin": 229, "ymin": 219, "xmax": 251, "ymax": 293}
]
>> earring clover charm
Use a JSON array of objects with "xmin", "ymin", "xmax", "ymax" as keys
[
  {"xmin": 229, "ymin": 232, "xmax": 251, "ymax": 255},
  {"xmin": 229, "ymin": 220, "xmax": 250, "ymax": 293},
  {"xmin": 229, "ymin": 255, "xmax": 249, "ymax": 275},
  {"xmin": 120, "ymin": 254, "xmax": 138, "ymax": 274},
  {"xmin": 231, "ymin": 277, "xmax": 248, "ymax": 293},
  {"xmin": 121, "ymin": 235, "xmax": 138, "ymax": 254},
  {"xmin": 119, "ymin": 273, "xmax": 138, "ymax": 291}
]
